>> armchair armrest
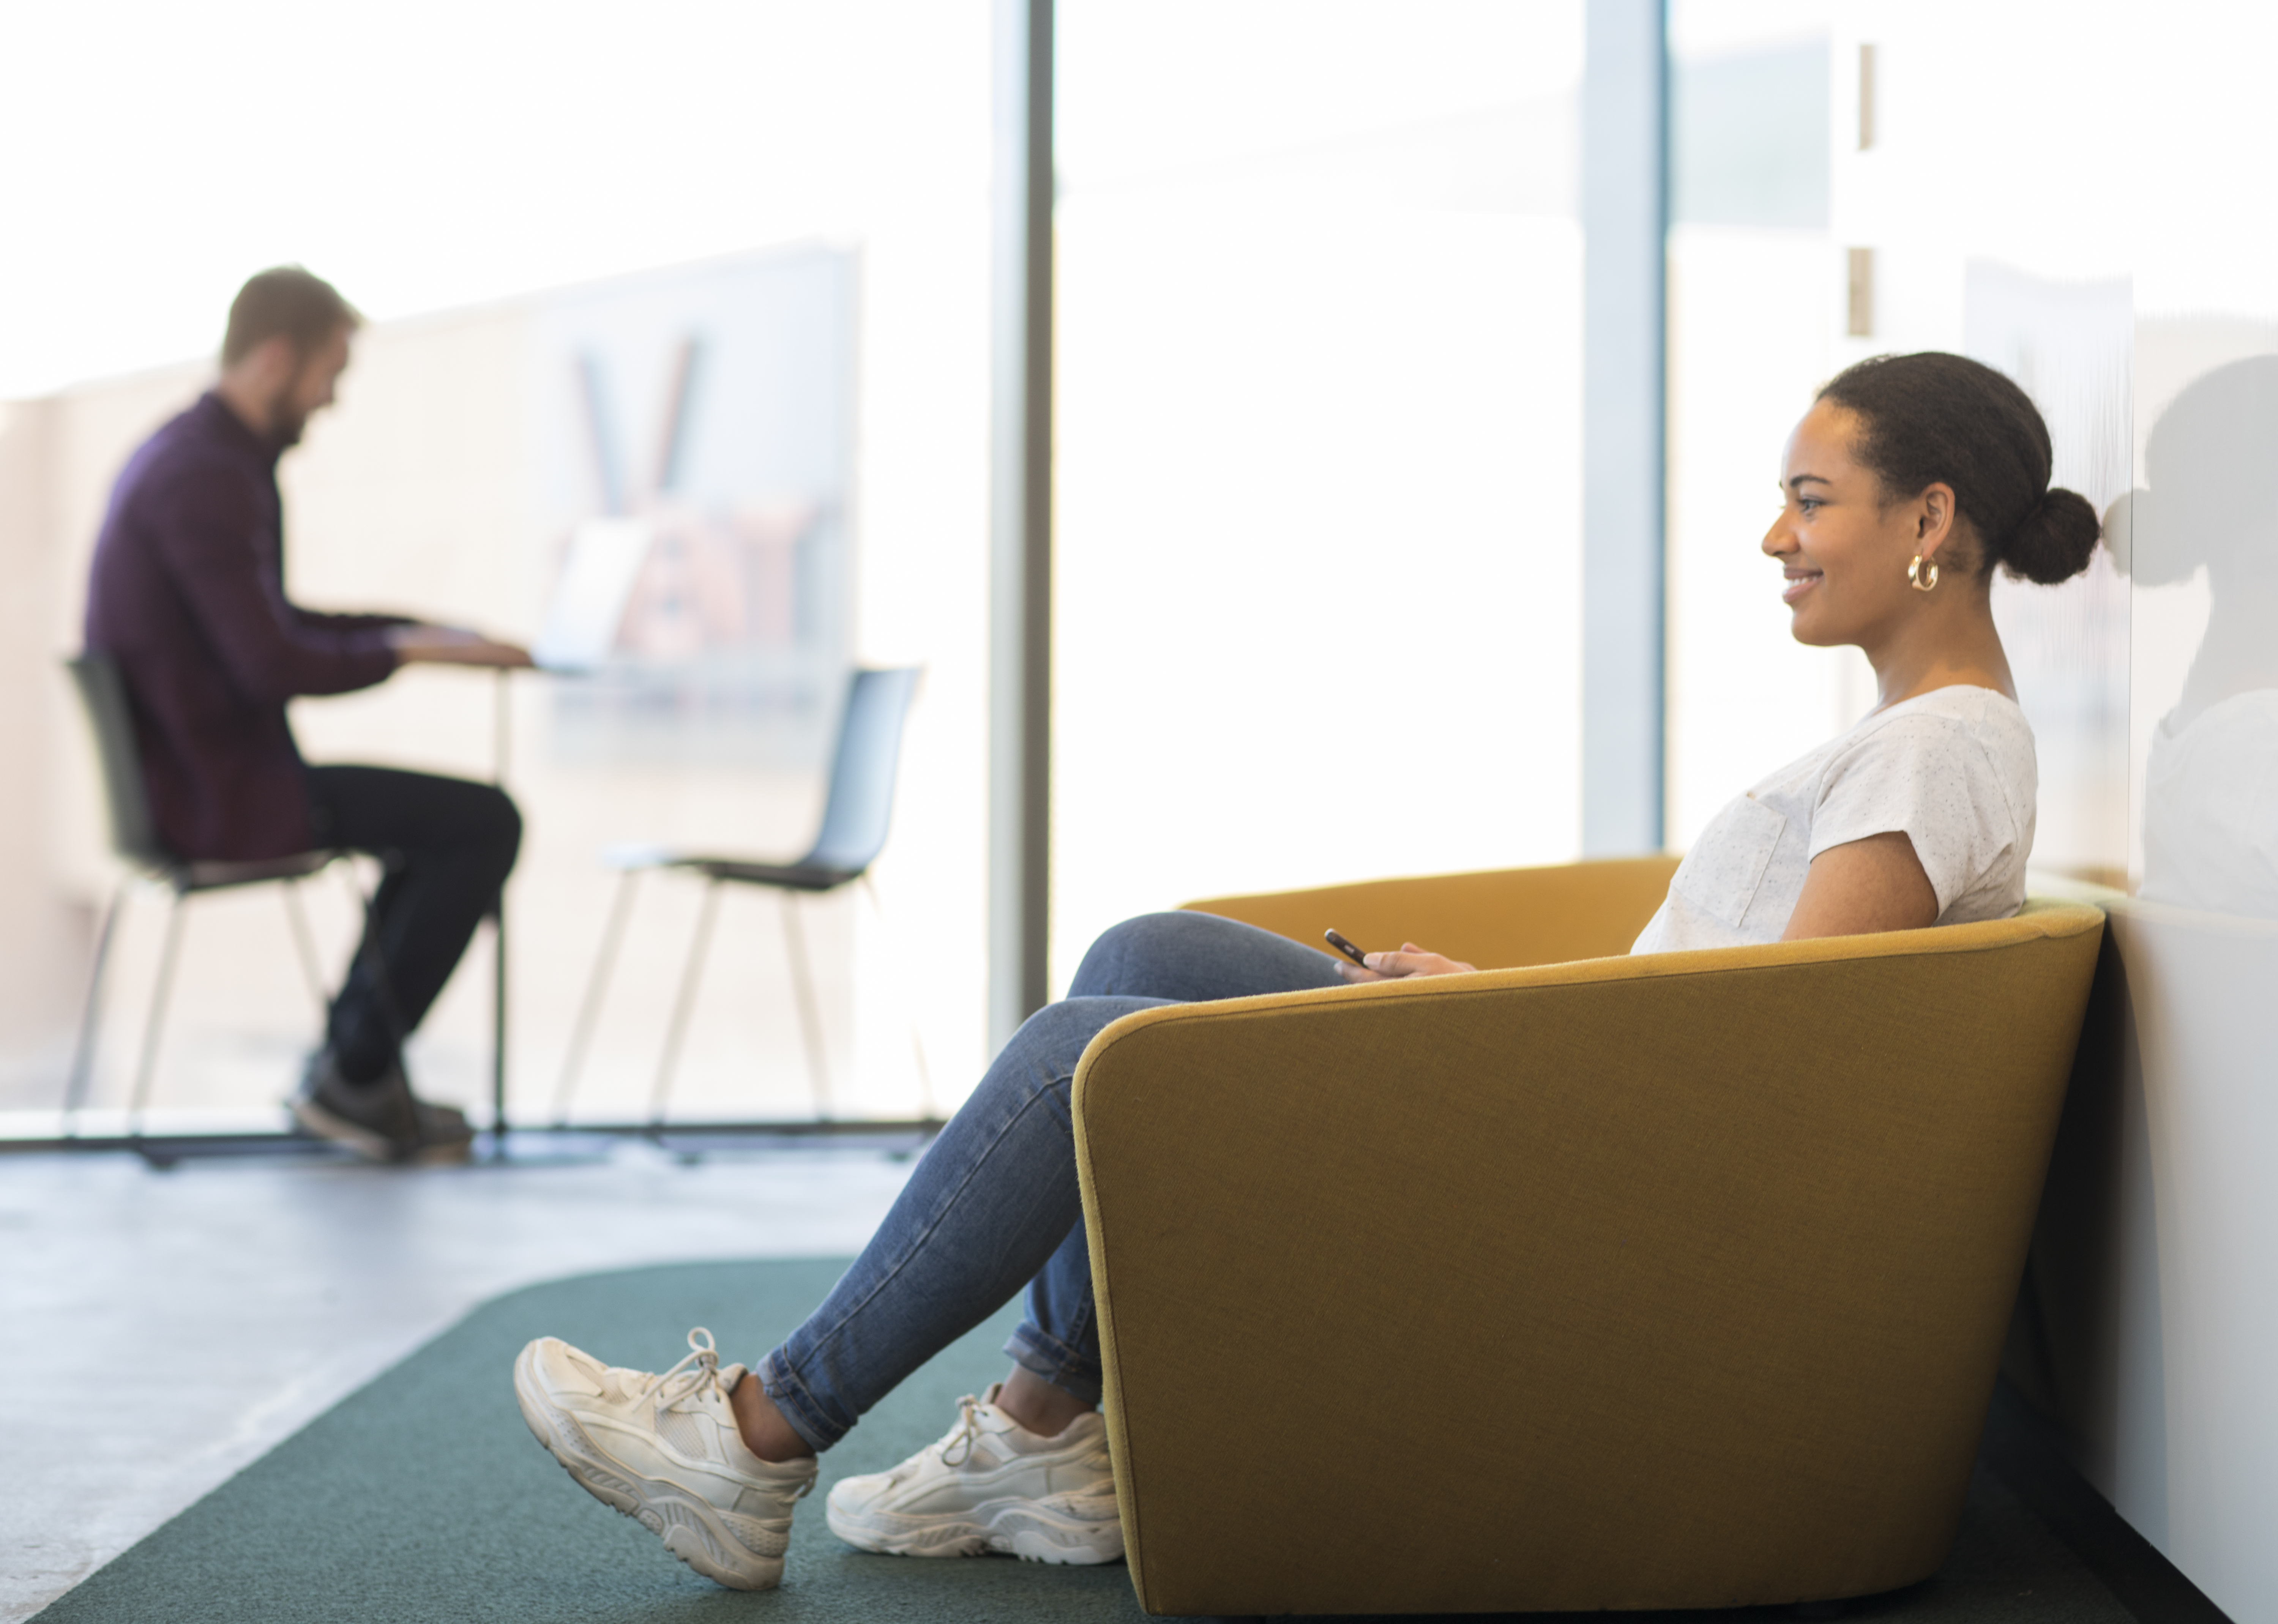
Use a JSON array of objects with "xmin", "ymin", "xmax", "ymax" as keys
[
  {"xmin": 1181, "ymin": 853, "xmax": 1682, "ymax": 969},
  {"xmin": 1072, "ymin": 903, "xmax": 2105, "ymax": 1616}
]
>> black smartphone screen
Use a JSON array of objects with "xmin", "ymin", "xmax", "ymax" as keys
[{"xmin": 1324, "ymin": 928, "xmax": 1369, "ymax": 968}]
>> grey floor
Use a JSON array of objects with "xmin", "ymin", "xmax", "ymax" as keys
[{"xmin": 0, "ymin": 1139, "xmax": 919, "ymax": 1622}]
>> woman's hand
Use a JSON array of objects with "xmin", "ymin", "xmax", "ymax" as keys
[{"xmin": 1337, "ymin": 942, "xmax": 1477, "ymax": 983}]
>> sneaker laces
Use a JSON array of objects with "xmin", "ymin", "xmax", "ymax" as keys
[
  {"xmin": 938, "ymin": 1394, "xmax": 987, "ymax": 1468},
  {"xmin": 639, "ymin": 1327, "xmax": 730, "ymax": 1416},
  {"xmin": 635, "ymin": 1328, "xmax": 815, "ymax": 1497}
]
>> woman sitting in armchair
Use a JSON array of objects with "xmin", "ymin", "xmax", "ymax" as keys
[{"xmin": 511, "ymin": 350, "xmax": 2103, "ymax": 1591}]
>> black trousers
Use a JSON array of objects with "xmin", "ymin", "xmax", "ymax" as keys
[{"xmin": 304, "ymin": 766, "xmax": 522, "ymax": 1085}]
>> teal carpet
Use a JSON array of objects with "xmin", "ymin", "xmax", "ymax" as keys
[{"xmin": 36, "ymin": 1260, "xmax": 2139, "ymax": 1623}]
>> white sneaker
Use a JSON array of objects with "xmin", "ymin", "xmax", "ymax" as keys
[
  {"xmin": 513, "ymin": 1327, "xmax": 818, "ymax": 1591},
  {"xmin": 825, "ymin": 1384, "xmax": 1123, "ymax": 1564}
]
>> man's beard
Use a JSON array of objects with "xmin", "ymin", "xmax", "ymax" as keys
[{"xmin": 269, "ymin": 400, "xmax": 309, "ymax": 448}]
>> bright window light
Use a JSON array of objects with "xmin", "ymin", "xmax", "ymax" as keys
[{"xmin": 0, "ymin": 0, "xmax": 985, "ymax": 397}]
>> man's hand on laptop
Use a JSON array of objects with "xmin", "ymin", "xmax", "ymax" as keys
[{"xmin": 387, "ymin": 623, "xmax": 535, "ymax": 668}]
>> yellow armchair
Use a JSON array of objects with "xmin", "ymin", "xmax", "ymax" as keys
[{"xmin": 1071, "ymin": 858, "xmax": 2104, "ymax": 1617}]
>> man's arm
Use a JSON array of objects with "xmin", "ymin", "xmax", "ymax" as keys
[
  {"xmin": 290, "ymin": 604, "xmax": 416, "ymax": 635},
  {"xmin": 385, "ymin": 624, "xmax": 534, "ymax": 668},
  {"xmin": 150, "ymin": 465, "xmax": 399, "ymax": 704}
]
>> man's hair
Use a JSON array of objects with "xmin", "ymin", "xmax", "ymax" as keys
[{"xmin": 221, "ymin": 267, "xmax": 362, "ymax": 367}]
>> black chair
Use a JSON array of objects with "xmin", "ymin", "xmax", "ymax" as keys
[
  {"xmin": 63, "ymin": 654, "xmax": 349, "ymax": 1133},
  {"xmin": 552, "ymin": 666, "xmax": 924, "ymax": 1125}
]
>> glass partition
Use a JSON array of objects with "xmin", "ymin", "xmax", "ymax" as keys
[{"xmin": 1664, "ymin": 2, "xmax": 2137, "ymax": 888}]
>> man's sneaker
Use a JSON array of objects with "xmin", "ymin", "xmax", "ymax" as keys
[
  {"xmin": 825, "ymin": 1384, "xmax": 1123, "ymax": 1564},
  {"xmin": 409, "ymin": 1094, "xmax": 476, "ymax": 1160},
  {"xmin": 290, "ymin": 1051, "xmax": 474, "ymax": 1163},
  {"xmin": 513, "ymin": 1327, "xmax": 817, "ymax": 1591},
  {"xmin": 290, "ymin": 1050, "xmax": 416, "ymax": 1160}
]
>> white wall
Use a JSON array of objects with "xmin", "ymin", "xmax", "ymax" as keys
[{"xmin": 2092, "ymin": 903, "xmax": 2278, "ymax": 1611}]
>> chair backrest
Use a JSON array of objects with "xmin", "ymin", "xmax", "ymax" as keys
[
  {"xmin": 65, "ymin": 654, "xmax": 172, "ymax": 872},
  {"xmin": 801, "ymin": 666, "xmax": 921, "ymax": 875}
]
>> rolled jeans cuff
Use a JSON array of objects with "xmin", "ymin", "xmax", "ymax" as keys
[
  {"xmin": 1004, "ymin": 1320, "xmax": 1103, "ymax": 1408},
  {"xmin": 754, "ymin": 1348, "xmax": 847, "ymax": 1453}
]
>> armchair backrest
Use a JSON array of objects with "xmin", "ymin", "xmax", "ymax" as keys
[{"xmin": 1183, "ymin": 853, "xmax": 1683, "ymax": 969}]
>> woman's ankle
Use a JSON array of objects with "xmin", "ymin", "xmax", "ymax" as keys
[
  {"xmin": 730, "ymin": 1370, "xmax": 817, "ymax": 1463},
  {"xmin": 995, "ymin": 1363, "xmax": 1096, "ymax": 1439}
]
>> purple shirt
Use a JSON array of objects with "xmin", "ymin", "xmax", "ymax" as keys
[{"xmin": 83, "ymin": 391, "xmax": 401, "ymax": 861}]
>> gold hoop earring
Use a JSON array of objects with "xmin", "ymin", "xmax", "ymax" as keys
[{"xmin": 1908, "ymin": 554, "xmax": 1939, "ymax": 592}]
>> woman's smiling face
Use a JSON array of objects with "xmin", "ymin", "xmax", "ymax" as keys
[{"xmin": 1763, "ymin": 399, "xmax": 1950, "ymax": 648}]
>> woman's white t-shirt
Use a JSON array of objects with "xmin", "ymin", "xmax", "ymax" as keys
[{"xmin": 1631, "ymin": 685, "xmax": 2037, "ymax": 954}]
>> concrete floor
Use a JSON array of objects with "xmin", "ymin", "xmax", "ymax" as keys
[{"xmin": 0, "ymin": 1137, "xmax": 920, "ymax": 1622}]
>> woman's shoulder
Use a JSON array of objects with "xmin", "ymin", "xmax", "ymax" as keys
[
  {"xmin": 1745, "ymin": 686, "xmax": 2033, "ymax": 818},
  {"xmin": 1827, "ymin": 684, "xmax": 2037, "ymax": 832},
  {"xmin": 1850, "ymin": 684, "xmax": 2033, "ymax": 757}
]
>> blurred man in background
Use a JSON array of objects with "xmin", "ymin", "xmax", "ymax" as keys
[{"xmin": 83, "ymin": 266, "xmax": 533, "ymax": 1161}]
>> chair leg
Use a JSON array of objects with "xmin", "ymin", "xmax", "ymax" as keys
[
  {"xmin": 649, "ymin": 877, "xmax": 724, "ymax": 1129},
  {"xmin": 553, "ymin": 870, "xmax": 639, "ymax": 1126},
  {"xmin": 781, "ymin": 891, "xmax": 832, "ymax": 1121},
  {"xmin": 127, "ymin": 891, "xmax": 190, "ymax": 1136},
  {"xmin": 280, "ymin": 878, "xmax": 330, "ymax": 1017},
  {"xmin": 63, "ymin": 883, "xmax": 129, "ymax": 1128},
  {"xmin": 858, "ymin": 872, "xmax": 934, "ymax": 1119}
]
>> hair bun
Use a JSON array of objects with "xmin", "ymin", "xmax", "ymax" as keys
[{"xmin": 1999, "ymin": 486, "xmax": 2101, "ymax": 584}]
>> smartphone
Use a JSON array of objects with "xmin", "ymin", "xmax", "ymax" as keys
[{"xmin": 1323, "ymin": 928, "xmax": 1370, "ymax": 968}]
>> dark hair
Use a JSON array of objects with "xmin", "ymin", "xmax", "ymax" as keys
[
  {"xmin": 1816, "ymin": 352, "xmax": 2100, "ymax": 585},
  {"xmin": 221, "ymin": 266, "xmax": 361, "ymax": 367}
]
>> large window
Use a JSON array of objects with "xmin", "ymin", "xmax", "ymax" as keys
[{"xmin": 1051, "ymin": 1, "xmax": 1588, "ymax": 988}]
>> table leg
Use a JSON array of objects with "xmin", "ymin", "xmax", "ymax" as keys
[
  {"xmin": 492, "ymin": 904, "xmax": 508, "ymax": 1160},
  {"xmin": 492, "ymin": 666, "xmax": 511, "ymax": 1159}
]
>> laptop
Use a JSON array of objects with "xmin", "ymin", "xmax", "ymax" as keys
[{"xmin": 532, "ymin": 517, "xmax": 650, "ymax": 674}]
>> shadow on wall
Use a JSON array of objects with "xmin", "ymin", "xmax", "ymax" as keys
[
  {"xmin": 2108, "ymin": 355, "xmax": 2278, "ymax": 916},
  {"xmin": 2005, "ymin": 350, "xmax": 2278, "ymax": 1604}
]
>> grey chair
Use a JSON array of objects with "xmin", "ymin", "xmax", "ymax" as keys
[
  {"xmin": 552, "ymin": 666, "xmax": 925, "ymax": 1126},
  {"xmin": 63, "ymin": 654, "xmax": 349, "ymax": 1132}
]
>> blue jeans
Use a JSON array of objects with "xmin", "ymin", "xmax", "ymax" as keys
[{"xmin": 756, "ymin": 911, "xmax": 1345, "ymax": 1449}]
